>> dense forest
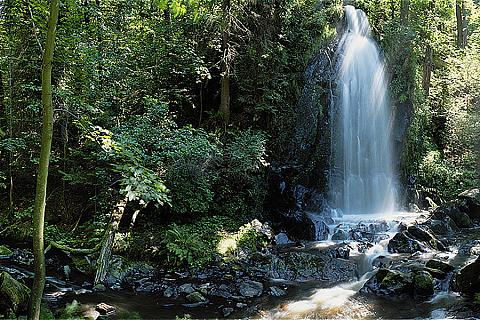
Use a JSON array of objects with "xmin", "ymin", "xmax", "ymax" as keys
[{"xmin": 0, "ymin": 0, "xmax": 479, "ymax": 319}]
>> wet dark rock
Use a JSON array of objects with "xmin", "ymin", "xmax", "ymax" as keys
[
  {"xmin": 425, "ymin": 260, "xmax": 454, "ymax": 274},
  {"xmin": 104, "ymin": 255, "xmax": 155, "ymax": 289},
  {"xmin": 432, "ymin": 204, "xmax": 473, "ymax": 228},
  {"xmin": 449, "ymin": 211, "xmax": 473, "ymax": 229},
  {"xmin": 407, "ymin": 225, "xmax": 446, "ymax": 250},
  {"xmin": 360, "ymin": 268, "xmax": 412, "ymax": 296},
  {"xmin": 236, "ymin": 302, "xmax": 247, "ymax": 308},
  {"xmin": 276, "ymin": 210, "xmax": 316, "ymax": 241},
  {"xmin": 222, "ymin": 307, "xmax": 234, "ymax": 317},
  {"xmin": 425, "ymin": 216, "xmax": 459, "ymax": 236},
  {"xmin": 274, "ymin": 233, "xmax": 293, "ymax": 245},
  {"xmin": 238, "ymin": 280, "xmax": 263, "ymax": 298},
  {"xmin": 266, "ymin": 250, "xmax": 356, "ymax": 282},
  {"xmin": 178, "ymin": 283, "xmax": 196, "ymax": 294},
  {"xmin": 458, "ymin": 189, "xmax": 480, "ymax": 220},
  {"xmin": 209, "ymin": 284, "xmax": 233, "ymax": 299},
  {"xmin": 0, "ymin": 271, "xmax": 30, "ymax": 315},
  {"xmin": 413, "ymin": 271, "xmax": 434, "ymax": 298},
  {"xmin": 163, "ymin": 287, "xmax": 176, "ymax": 298},
  {"xmin": 186, "ymin": 291, "xmax": 208, "ymax": 303},
  {"xmin": 332, "ymin": 230, "xmax": 348, "ymax": 240},
  {"xmin": 310, "ymin": 217, "xmax": 330, "ymax": 241},
  {"xmin": 93, "ymin": 284, "xmax": 106, "ymax": 292},
  {"xmin": 11, "ymin": 248, "xmax": 34, "ymax": 266},
  {"xmin": 269, "ymin": 286, "xmax": 287, "ymax": 297},
  {"xmin": 388, "ymin": 232, "xmax": 426, "ymax": 254},
  {"xmin": 451, "ymin": 256, "xmax": 480, "ymax": 295},
  {"xmin": 424, "ymin": 267, "xmax": 446, "ymax": 280}
]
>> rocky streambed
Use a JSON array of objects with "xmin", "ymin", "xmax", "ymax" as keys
[{"xmin": 1, "ymin": 189, "xmax": 480, "ymax": 319}]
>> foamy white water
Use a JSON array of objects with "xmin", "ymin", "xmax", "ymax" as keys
[{"xmin": 330, "ymin": 5, "xmax": 397, "ymax": 215}]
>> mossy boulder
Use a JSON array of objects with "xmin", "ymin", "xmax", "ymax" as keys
[
  {"xmin": 432, "ymin": 202, "xmax": 474, "ymax": 228},
  {"xmin": 452, "ymin": 256, "xmax": 480, "ymax": 295},
  {"xmin": 0, "ymin": 272, "xmax": 30, "ymax": 315},
  {"xmin": 388, "ymin": 232, "xmax": 425, "ymax": 254},
  {"xmin": 458, "ymin": 189, "xmax": 480, "ymax": 220},
  {"xmin": 413, "ymin": 271, "xmax": 434, "ymax": 298},
  {"xmin": 407, "ymin": 225, "xmax": 446, "ymax": 251},
  {"xmin": 0, "ymin": 245, "xmax": 13, "ymax": 258},
  {"xmin": 426, "ymin": 259, "xmax": 454, "ymax": 274},
  {"xmin": 425, "ymin": 216, "xmax": 459, "ymax": 236},
  {"xmin": 360, "ymin": 268, "xmax": 412, "ymax": 296}
]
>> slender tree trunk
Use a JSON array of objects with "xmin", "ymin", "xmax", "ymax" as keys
[
  {"xmin": 400, "ymin": 0, "xmax": 409, "ymax": 24},
  {"xmin": 422, "ymin": 45, "xmax": 433, "ymax": 95},
  {"xmin": 0, "ymin": 70, "xmax": 4, "ymax": 129},
  {"xmin": 94, "ymin": 198, "xmax": 127, "ymax": 285},
  {"xmin": 219, "ymin": 0, "xmax": 231, "ymax": 126},
  {"xmin": 8, "ymin": 61, "xmax": 14, "ymax": 217},
  {"xmin": 29, "ymin": 0, "xmax": 59, "ymax": 318},
  {"xmin": 456, "ymin": 0, "xmax": 467, "ymax": 48},
  {"xmin": 461, "ymin": 0, "xmax": 467, "ymax": 48}
]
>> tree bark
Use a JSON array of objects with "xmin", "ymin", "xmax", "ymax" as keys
[
  {"xmin": 456, "ymin": 0, "xmax": 467, "ymax": 48},
  {"xmin": 400, "ymin": 0, "xmax": 409, "ymax": 24},
  {"xmin": 219, "ymin": 0, "xmax": 231, "ymax": 126},
  {"xmin": 29, "ymin": 0, "xmax": 59, "ymax": 318},
  {"xmin": 461, "ymin": 0, "xmax": 467, "ymax": 48},
  {"xmin": 94, "ymin": 198, "xmax": 127, "ymax": 285},
  {"xmin": 422, "ymin": 45, "xmax": 433, "ymax": 95}
]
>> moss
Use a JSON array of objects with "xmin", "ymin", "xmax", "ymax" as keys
[
  {"xmin": 0, "ymin": 272, "xmax": 30, "ymax": 314},
  {"xmin": 0, "ymin": 245, "xmax": 13, "ymax": 257},
  {"xmin": 413, "ymin": 271, "xmax": 434, "ymax": 297}
]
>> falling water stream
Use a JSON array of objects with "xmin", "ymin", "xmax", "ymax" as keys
[
  {"xmin": 260, "ymin": 6, "xmax": 464, "ymax": 319},
  {"xmin": 330, "ymin": 5, "xmax": 397, "ymax": 215}
]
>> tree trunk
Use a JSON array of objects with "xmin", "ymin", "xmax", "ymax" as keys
[
  {"xmin": 219, "ymin": 0, "xmax": 231, "ymax": 126},
  {"xmin": 422, "ymin": 45, "xmax": 433, "ymax": 95},
  {"xmin": 29, "ymin": 0, "xmax": 59, "ymax": 318},
  {"xmin": 462, "ymin": 0, "xmax": 467, "ymax": 48},
  {"xmin": 456, "ymin": 0, "xmax": 467, "ymax": 48},
  {"xmin": 94, "ymin": 198, "xmax": 127, "ymax": 285},
  {"xmin": 400, "ymin": 0, "xmax": 409, "ymax": 24}
]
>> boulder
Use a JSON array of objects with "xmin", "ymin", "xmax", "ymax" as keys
[
  {"xmin": 432, "ymin": 204, "xmax": 473, "ymax": 228},
  {"xmin": 388, "ymin": 232, "xmax": 426, "ymax": 254},
  {"xmin": 269, "ymin": 286, "xmax": 287, "ymax": 297},
  {"xmin": 0, "ymin": 246, "xmax": 13, "ymax": 258},
  {"xmin": 265, "ymin": 251, "xmax": 356, "ymax": 282},
  {"xmin": 425, "ymin": 217, "xmax": 459, "ymax": 236},
  {"xmin": 360, "ymin": 268, "xmax": 412, "ymax": 296},
  {"xmin": 458, "ymin": 189, "xmax": 480, "ymax": 220},
  {"xmin": 451, "ymin": 257, "xmax": 480, "ymax": 295},
  {"xmin": 413, "ymin": 271, "xmax": 434, "ymax": 298},
  {"xmin": 332, "ymin": 230, "xmax": 348, "ymax": 241},
  {"xmin": 274, "ymin": 233, "xmax": 293, "ymax": 245},
  {"xmin": 424, "ymin": 267, "xmax": 446, "ymax": 280},
  {"xmin": 425, "ymin": 260, "xmax": 454, "ymax": 273},
  {"xmin": 407, "ymin": 225, "xmax": 446, "ymax": 250},
  {"xmin": 178, "ymin": 283, "xmax": 196, "ymax": 294},
  {"xmin": 186, "ymin": 291, "xmax": 208, "ymax": 303},
  {"xmin": 222, "ymin": 307, "xmax": 234, "ymax": 317},
  {"xmin": 276, "ymin": 210, "xmax": 316, "ymax": 241},
  {"xmin": 238, "ymin": 280, "xmax": 263, "ymax": 298},
  {"xmin": 0, "ymin": 272, "xmax": 30, "ymax": 315}
]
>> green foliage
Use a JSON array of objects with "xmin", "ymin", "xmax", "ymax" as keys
[
  {"xmin": 162, "ymin": 223, "xmax": 211, "ymax": 268},
  {"xmin": 215, "ymin": 130, "xmax": 268, "ymax": 216}
]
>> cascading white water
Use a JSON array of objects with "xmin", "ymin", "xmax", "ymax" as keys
[{"xmin": 330, "ymin": 5, "xmax": 397, "ymax": 215}]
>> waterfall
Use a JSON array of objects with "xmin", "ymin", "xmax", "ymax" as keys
[{"xmin": 330, "ymin": 5, "xmax": 397, "ymax": 215}]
